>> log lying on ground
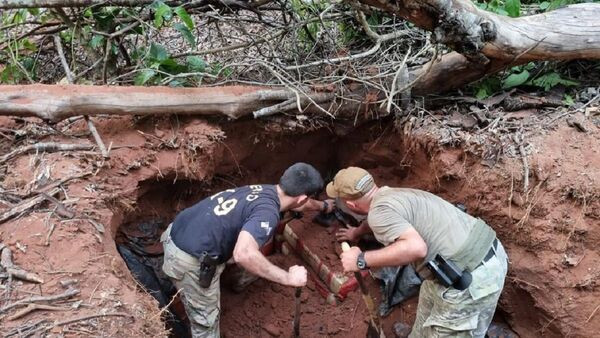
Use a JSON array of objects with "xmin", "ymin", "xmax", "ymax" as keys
[
  {"xmin": 366, "ymin": 2, "xmax": 600, "ymax": 93},
  {"xmin": 0, "ymin": 84, "xmax": 345, "ymax": 121}
]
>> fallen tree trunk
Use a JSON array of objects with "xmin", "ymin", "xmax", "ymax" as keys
[
  {"xmin": 365, "ymin": 2, "xmax": 600, "ymax": 93},
  {"xmin": 0, "ymin": 84, "xmax": 340, "ymax": 121}
]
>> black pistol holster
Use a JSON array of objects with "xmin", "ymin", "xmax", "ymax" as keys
[
  {"xmin": 198, "ymin": 252, "xmax": 220, "ymax": 288},
  {"xmin": 426, "ymin": 254, "xmax": 472, "ymax": 291}
]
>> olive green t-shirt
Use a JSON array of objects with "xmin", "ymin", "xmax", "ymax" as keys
[{"xmin": 367, "ymin": 187, "xmax": 478, "ymax": 268}]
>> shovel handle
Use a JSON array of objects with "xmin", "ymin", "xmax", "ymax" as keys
[
  {"xmin": 293, "ymin": 287, "xmax": 302, "ymax": 338},
  {"xmin": 340, "ymin": 242, "xmax": 385, "ymax": 338}
]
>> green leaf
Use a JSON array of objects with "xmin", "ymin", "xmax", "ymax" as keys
[
  {"xmin": 523, "ymin": 62, "xmax": 536, "ymax": 71},
  {"xmin": 539, "ymin": 1, "xmax": 550, "ymax": 10},
  {"xmin": 505, "ymin": 0, "xmax": 520, "ymax": 17},
  {"xmin": 476, "ymin": 87, "xmax": 490, "ymax": 100},
  {"xmin": 563, "ymin": 94, "xmax": 574, "ymax": 106},
  {"xmin": 134, "ymin": 70, "xmax": 156, "ymax": 85},
  {"xmin": 186, "ymin": 56, "xmax": 206, "ymax": 72},
  {"xmin": 174, "ymin": 23, "xmax": 195, "ymax": 47},
  {"xmin": 503, "ymin": 70, "xmax": 530, "ymax": 88},
  {"xmin": 21, "ymin": 57, "xmax": 35, "ymax": 72},
  {"xmin": 174, "ymin": 6, "xmax": 194, "ymax": 30},
  {"xmin": 495, "ymin": 8, "xmax": 509, "ymax": 16},
  {"xmin": 90, "ymin": 35, "xmax": 105, "ymax": 49},
  {"xmin": 21, "ymin": 39, "xmax": 37, "ymax": 52},
  {"xmin": 149, "ymin": 43, "xmax": 169, "ymax": 62},
  {"xmin": 154, "ymin": 2, "xmax": 172, "ymax": 28},
  {"xmin": 531, "ymin": 72, "xmax": 578, "ymax": 91},
  {"xmin": 548, "ymin": 0, "xmax": 569, "ymax": 11},
  {"xmin": 168, "ymin": 79, "xmax": 184, "ymax": 87}
]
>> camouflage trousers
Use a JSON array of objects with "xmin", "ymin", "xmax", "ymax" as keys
[
  {"xmin": 161, "ymin": 224, "xmax": 225, "ymax": 338},
  {"xmin": 409, "ymin": 242, "xmax": 508, "ymax": 338}
]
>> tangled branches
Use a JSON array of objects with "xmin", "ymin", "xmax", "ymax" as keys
[{"xmin": 0, "ymin": 0, "xmax": 432, "ymax": 117}]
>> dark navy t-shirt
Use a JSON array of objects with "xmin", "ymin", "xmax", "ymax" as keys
[{"xmin": 170, "ymin": 184, "xmax": 280, "ymax": 262}]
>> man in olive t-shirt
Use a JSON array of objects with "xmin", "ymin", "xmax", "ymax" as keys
[{"xmin": 328, "ymin": 167, "xmax": 508, "ymax": 338}]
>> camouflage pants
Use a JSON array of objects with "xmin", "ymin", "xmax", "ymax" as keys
[
  {"xmin": 409, "ymin": 242, "xmax": 508, "ymax": 338},
  {"xmin": 161, "ymin": 224, "xmax": 225, "ymax": 338}
]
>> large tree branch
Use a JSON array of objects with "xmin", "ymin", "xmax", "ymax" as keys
[
  {"xmin": 356, "ymin": 1, "xmax": 600, "ymax": 93},
  {"xmin": 0, "ymin": 85, "xmax": 348, "ymax": 121}
]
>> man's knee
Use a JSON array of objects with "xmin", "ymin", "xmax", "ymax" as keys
[
  {"xmin": 188, "ymin": 310, "xmax": 220, "ymax": 338},
  {"xmin": 182, "ymin": 291, "xmax": 220, "ymax": 337}
]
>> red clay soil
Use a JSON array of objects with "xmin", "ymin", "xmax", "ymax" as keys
[{"xmin": 0, "ymin": 111, "xmax": 598, "ymax": 337}]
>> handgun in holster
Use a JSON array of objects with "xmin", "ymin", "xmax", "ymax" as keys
[
  {"xmin": 198, "ymin": 252, "xmax": 220, "ymax": 288},
  {"xmin": 426, "ymin": 254, "xmax": 472, "ymax": 291}
]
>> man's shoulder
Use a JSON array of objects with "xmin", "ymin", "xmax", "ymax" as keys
[{"xmin": 373, "ymin": 187, "xmax": 415, "ymax": 204}]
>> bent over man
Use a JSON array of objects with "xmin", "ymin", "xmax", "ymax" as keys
[
  {"xmin": 328, "ymin": 167, "xmax": 508, "ymax": 337},
  {"xmin": 161, "ymin": 163, "xmax": 324, "ymax": 337}
]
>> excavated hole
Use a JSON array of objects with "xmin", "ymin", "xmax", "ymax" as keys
[{"xmin": 112, "ymin": 127, "xmax": 524, "ymax": 337}]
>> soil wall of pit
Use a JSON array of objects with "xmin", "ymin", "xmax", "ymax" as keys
[{"xmin": 109, "ymin": 117, "xmax": 599, "ymax": 337}]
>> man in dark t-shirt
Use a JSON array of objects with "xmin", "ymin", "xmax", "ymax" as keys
[{"xmin": 161, "ymin": 163, "xmax": 326, "ymax": 337}]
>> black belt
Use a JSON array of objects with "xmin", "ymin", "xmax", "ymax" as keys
[
  {"xmin": 452, "ymin": 239, "xmax": 499, "ymax": 290},
  {"xmin": 482, "ymin": 238, "xmax": 498, "ymax": 264}
]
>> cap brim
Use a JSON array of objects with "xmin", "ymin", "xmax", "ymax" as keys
[{"xmin": 326, "ymin": 182, "xmax": 338, "ymax": 198}]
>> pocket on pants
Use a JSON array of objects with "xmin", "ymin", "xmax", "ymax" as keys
[
  {"xmin": 162, "ymin": 244, "xmax": 188, "ymax": 281},
  {"xmin": 423, "ymin": 286, "xmax": 479, "ymax": 333},
  {"xmin": 441, "ymin": 287, "xmax": 471, "ymax": 305},
  {"xmin": 468, "ymin": 258, "xmax": 503, "ymax": 301},
  {"xmin": 424, "ymin": 310, "xmax": 478, "ymax": 333}
]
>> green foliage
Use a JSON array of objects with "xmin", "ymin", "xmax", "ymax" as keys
[
  {"xmin": 474, "ymin": 77, "xmax": 502, "ymax": 99},
  {"xmin": 150, "ymin": 2, "xmax": 196, "ymax": 47},
  {"xmin": 134, "ymin": 69, "xmax": 157, "ymax": 85},
  {"xmin": 563, "ymin": 94, "xmax": 575, "ymax": 105},
  {"xmin": 152, "ymin": 1, "xmax": 172, "ymax": 28},
  {"xmin": 472, "ymin": 62, "xmax": 580, "ymax": 98},
  {"xmin": 186, "ymin": 56, "xmax": 206, "ymax": 72},
  {"xmin": 502, "ymin": 69, "xmax": 530, "ymax": 88},
  {"xmin": 174, "ymin": 23, "xmax": 195, "ymax": 47},
  {"xmin": 89, "ymin": 35, "xmax": 105, "ymax": 49},
  {"xmin": 476, "ymin": 0, "xmax": 511, "ymax": 16},
  {"xmin": 504, "ymin": 0, "xmax": 521, "ymax": 17},
  {"xmin": 132, "ymin": 43, "xmax": 212, "ymax": 86},
  {"xmin": 538, "ymin": 0, "xmax": 577, "ymax": 10},
  {"xmin": 529, "ymin": 71, "xmax": 579, "ymax": 91},
  {"xmin": 290, "ymin": 0, "xmax": 332, "ymax": 49},
  {"xmin": 174, "ymin": 7, "xmax": 194, "ymax": 30}
]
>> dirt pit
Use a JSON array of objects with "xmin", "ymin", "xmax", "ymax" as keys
[{"xmin": 1, "ymin": 114, "xmax": 598, "ymax": 337}]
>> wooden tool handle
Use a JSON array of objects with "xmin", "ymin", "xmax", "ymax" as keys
[{"xmin": 341, "ymin": 242, "xmax": 351, "ymax": 252}]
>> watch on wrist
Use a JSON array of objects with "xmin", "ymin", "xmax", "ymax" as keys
[
  {"xmin": 322, "ymin": 200, "xmax": 329, "ymax": 212},
  {"xmin": 357, "ymin": 252, "xmax": 368, "ymax": 270}
]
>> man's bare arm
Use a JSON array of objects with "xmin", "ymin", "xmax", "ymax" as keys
[
  {"xmin": 292, "ymin": 198, "xmax": 335, "ymax": 213},
  {"xmin": 233, "ymin": 230, "xmax": 306, "ymax": 286},
  {"xmin": 364, "ymin": 227, "xmax": 427, "ymax": 267}
]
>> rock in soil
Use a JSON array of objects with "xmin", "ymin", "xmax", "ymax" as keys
[{"xmin": 262, "ymin": 323, "xmax": 281, "ymax": 337}]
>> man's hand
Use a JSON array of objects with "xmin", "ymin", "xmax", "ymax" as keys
[
  {"xmin": 286, "ymin": 265, "xmax": 308, "ymax": 287},
  {"xmin": 335, "ymin": 227, "xmax": 360, "ymax": 242},
  {"xmin": 322, "ymin": 198, "xmax": 336, "ymax": 213},
  {"xmin": 340, "ymin": 246, "xmax": 361, "ymax": 272}
]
